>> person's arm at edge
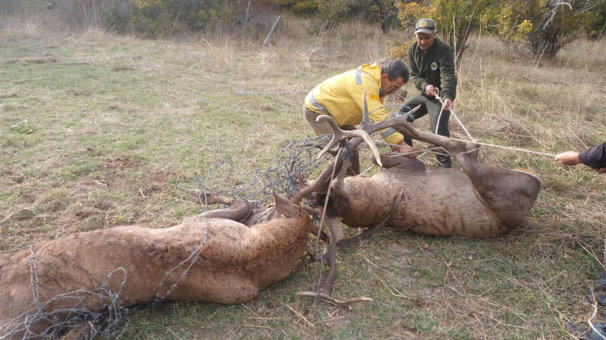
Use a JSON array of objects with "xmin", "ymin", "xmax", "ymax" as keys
[
  {"xmin": 578, "ymin": 142, "xmax": 606, "ymax": 172},
  {"xmin": 555, "ymin": 142, "xmax": 606, "ymax": 173}
]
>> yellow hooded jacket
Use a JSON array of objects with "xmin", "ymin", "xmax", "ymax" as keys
[{"xmin": 305, "ymin": 63, "xmax": 404, "ymax": 145}]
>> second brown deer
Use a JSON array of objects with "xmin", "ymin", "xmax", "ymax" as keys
[{"xmin": 297, "ymin": 98, "xmax": 541, "ymax": 302}]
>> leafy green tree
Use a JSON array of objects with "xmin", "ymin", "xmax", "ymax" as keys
[
  {"xmin": 584, "ymin": 0, "xmax": 606, "ymax": 39},
  {"xmin": 395, "ymin": 0, "xmax": 604, "ymax": 63}
]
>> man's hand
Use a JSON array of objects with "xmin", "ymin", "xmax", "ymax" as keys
[
  {"xmin": 442, "ymin": 98, "xmax": 454, "ymax": 111},
  {"xmin": 554, "ymin": 151, "xmax": 581, "ymax": 165},
  {"xmin": 392, "ymin": 141, "xmax": 416, "ymax": 159},
  {"xmin": 424, "ymin": 84, "xmax": 437, "ymax": 97}
]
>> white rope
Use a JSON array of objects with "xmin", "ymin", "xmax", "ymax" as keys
[
  {"xmin": 434, "ymin": 89, "xmax": 474, "ymax": 141},
  {"xmin": 380, "ymin": 136, "xmax": 557, "ymax": 158},
  {"xmin": 450, "ymin": 137, "xmax": 558, "ymax": 157}
]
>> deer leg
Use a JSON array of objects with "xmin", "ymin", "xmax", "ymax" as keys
[
  {"xmin": 336, "ymin": 224, "xmax": 386, "ymax": 247},
  {"xmin": 397, "ymin": 122, "xmax": 475, "ymax": 155},
  {"xmin": 199, "ymin": 200, "xmax": 253, "ymax": 221},
  {"xmin": 336, "ymin": 188, "xmax": 403, "ymax": 246},
  {"xmin": 187, "ymin": 190, "xmax": 235, "ymax": 205},
  {"xmin": 360, "ymin": 109, "xmax": 477, "ymax": 158}
]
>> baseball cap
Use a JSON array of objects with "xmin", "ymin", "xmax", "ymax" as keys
[{"xmin": 414, "ymin": 18, "xmax": 436, "ymax": 35}]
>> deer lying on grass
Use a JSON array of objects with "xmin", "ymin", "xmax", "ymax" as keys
[
  {"xmin": 0, "ymin": 192, "xmax": 312, "ymax": 338},
  {"xmin": 297, "ymin": 99, "xmax": 541, "ymax": 303}
]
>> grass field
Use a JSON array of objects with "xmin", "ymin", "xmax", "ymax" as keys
[{"xmin": 1, "ymin": 10, "xmax": 606, "ymax": 339}]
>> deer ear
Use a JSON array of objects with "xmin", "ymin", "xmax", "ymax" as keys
[{"xmin": 272, "ymin": 192, "xmax": 300, "ymax": 218}]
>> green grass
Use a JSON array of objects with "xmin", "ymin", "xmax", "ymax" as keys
[{"xmin": 1, "ymin": 14, "xmax": 606, "ymax": 339}]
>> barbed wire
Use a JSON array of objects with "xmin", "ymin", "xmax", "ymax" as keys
[
  {"xmin": 1, "ymin": 258, "xmax": 130, "ymax": 339},
  {"xmin": 176, "ymin": 135, "xmax": 335, "ymax": 208}
]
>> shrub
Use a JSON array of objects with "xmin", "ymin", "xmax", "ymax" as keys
[
  {"xmin": 101, "ymin": 0, "xmax": 246, "ymax": 37},
  {"xmin": 273, "ymin": 0, "xmax": 398, "ymax": 32},
  {"xmin": 488, "ymin": 0, "xmax": 604, "ymax": 59},
  {"xmin": 292, "ymin": 1, "xmax": 317, "ymax": 16}
]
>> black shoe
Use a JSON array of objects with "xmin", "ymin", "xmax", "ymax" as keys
[{"xmin": 436, "ymin": 157, "xmax": 452, "ymax": 168}]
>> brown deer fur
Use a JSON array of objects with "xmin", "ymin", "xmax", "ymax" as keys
[
  {"xmin": 317, "ymin": 113, "xmax": 541, "ymax": 238},
  {"xmin": 328, "ymin": 151, "xmax": 540, "ymax": 238},
  {"xmin": 0, "ymin": 193, "xmax": 310, "ymax": 338}
]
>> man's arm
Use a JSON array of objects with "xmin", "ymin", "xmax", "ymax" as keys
[
  {"xmin": 437, "ymin": 47, "xmax": 457, "ymax": 102},
  {"xmin": 554, "ymin": 151, "xmax": 581, "ymax": 165},
  {"xmin": 555, "ymin": 142, "xmax": 606, "ymax": 173},
  {"xmin": 408, "ymin": 44, "xmax": 428, "ymax": 93},
  {"xmin": 578, "ymin": 142, "xmax": 606, "ymax": 169}
]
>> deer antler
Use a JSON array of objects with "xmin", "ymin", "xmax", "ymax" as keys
[
  {"xmin": 291, "ymin": 92, "xmax": 402, "ymax": 204},
  {"xmin": 315, "ymin": 91, "xmax": 383, "ymax": 167},
  {"xmin": 315, "ymin": 115, "xmax": 382, "ymax": 167}
]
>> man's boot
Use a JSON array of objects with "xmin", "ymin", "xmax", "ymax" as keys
[{"xmin": 436, "ymin": 155, "xmax": 452, "ymax": 168}]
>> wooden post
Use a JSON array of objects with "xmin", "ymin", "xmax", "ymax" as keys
[{"xmin": 262, "ymin": 16, "xmax": 282, "ymax": 47}]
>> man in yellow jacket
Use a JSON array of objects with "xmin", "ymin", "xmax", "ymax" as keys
[{"xmin": 304, "ymin": 60, "xmax": 414, "ymax": 173}]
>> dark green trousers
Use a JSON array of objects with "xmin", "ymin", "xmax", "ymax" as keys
[
  {"xmin": 404, "ymin": 94, "xmax": 450, "ymax": 139},
  {"xmin": 402, "ymin": 94, "xmax": 452, "ymax": 167}
]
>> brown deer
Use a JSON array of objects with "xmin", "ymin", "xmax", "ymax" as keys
[
  {"xmin": 0, "ymin": 192, "xmax": 313, "ymax": 338},
  {"xmin": 297, "ymin": 98, "xmax": 541, "ymax": 302}
]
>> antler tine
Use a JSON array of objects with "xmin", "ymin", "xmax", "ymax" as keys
[
  {"xmin": 343, "ymin": 129, "xmax": 382, "ymax": 167},
  {"xmin": 359, "ymin": 90, "xmax": 374, "ymax": 131},
  {"xmin": 315, "ymin": 115, "xmax": 345, "ymax": 159},
  {"xmin": 361, "ymin": 103, "xmax": 422, "ymax": 135},
  {"xmin": 315, "ymin": 115, "xmax": 382, "ymax": 167},
  {"xmin": 408, "ymin": 104, "xmax": 422, "ymax": 116}
]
